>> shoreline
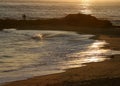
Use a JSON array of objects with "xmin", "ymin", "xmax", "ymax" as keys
[
  {"xmin": 0, "ymin": 13, "xmax": 120, "ymax": 86},
  {"xmin": 2, "ymin": 34, "xmax": 120, "ymax": 86}
]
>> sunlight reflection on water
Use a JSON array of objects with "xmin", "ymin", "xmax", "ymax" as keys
[
  {"xmin": 63, "ymin": 41, "xmax": 111, "ymax": 69},
  {"xmin": 80, "ymin": 0, "xmax": 92, "ymax": 14}
]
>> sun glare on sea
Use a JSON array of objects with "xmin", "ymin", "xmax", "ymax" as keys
[
  {"xmin": 80, "ymin": 0, "xmax": 92, "ymax": 14},
  {"xmin": 64, "ymin": 40, "xmax": 110, "ymax": 69},
  {"xmin": 81, "ymin": 0, "xmax": 90, "ymax": 3}
]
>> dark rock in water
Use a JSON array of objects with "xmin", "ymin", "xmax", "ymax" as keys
[
  {"xmin": 0, "ymin": 13, "xmax": 115, "ymax": 30},
  {"xmin": 61, "ymin": 13, "xmax": 113, "ymax": 27}
]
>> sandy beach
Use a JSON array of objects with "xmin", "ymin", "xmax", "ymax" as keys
[{"xmin": 2, "ymin": 34, "xmax": 120, "ymax": 86}]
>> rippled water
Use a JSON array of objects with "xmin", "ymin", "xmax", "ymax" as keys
[
  {"xmin": 0, "ymin": 1, "xmax": 120, "ymax": 25},
  {"xmin": 0, "ymin": 29, "xmax": 120, "ymax": 83}
]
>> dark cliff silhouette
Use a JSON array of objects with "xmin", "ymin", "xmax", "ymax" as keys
[
  {"xmin": 61, "ymin": 13, "xmax": 113, "ymax": 27},
  {"xmin": 0, "ymin": 13, "xmax": 119, "ymax": 35},
  {"xmin": 0, "ymin": 13, "xmax": 113, "ymax": 28}
]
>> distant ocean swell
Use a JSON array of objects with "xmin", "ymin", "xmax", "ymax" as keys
[{"xmin": 0, "ymin": 1, "xmax": 120, "ymax": 25}]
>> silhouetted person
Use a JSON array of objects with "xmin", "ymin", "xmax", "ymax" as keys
[
  {"xmin": 110, "ymin": 55, "xmax": 114, "ymax": 58},
  {"xmin": 22, "ymin": 14, "xmax": 26, "ymax": 20}
]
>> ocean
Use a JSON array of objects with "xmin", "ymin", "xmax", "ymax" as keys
[
  {"xmin": 0, "ymin": 0, "xmax": 120, "ymax": 25},
  {"xmin": 0, "ymin": 0, "xmax": 120, "ymax": 84}
]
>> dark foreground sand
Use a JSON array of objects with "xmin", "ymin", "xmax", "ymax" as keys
[{"xmin": 3, "ymin": 35, "xmax": 120, "ymax": 86}]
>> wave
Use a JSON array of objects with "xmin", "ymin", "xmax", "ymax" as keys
[
  {"xmin": 0, "ymin": 30, "xmax": 120, "ymax": 84},
  {"xmin": 2, "ymin": 28, "xmax": 17, "ymax": 32},
  {"xmin": 2, "ymin": 29, "xmax": 80, "ymax": 41}
]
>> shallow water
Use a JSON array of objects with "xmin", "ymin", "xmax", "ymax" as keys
[{"xmin": 0, "ymin": 29, "xmax": 120, "ymax": 83}]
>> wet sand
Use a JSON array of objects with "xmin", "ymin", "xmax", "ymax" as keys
[{"xmin": 2, "ymin": 34, "xmax": 120, "ymax": 86}]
